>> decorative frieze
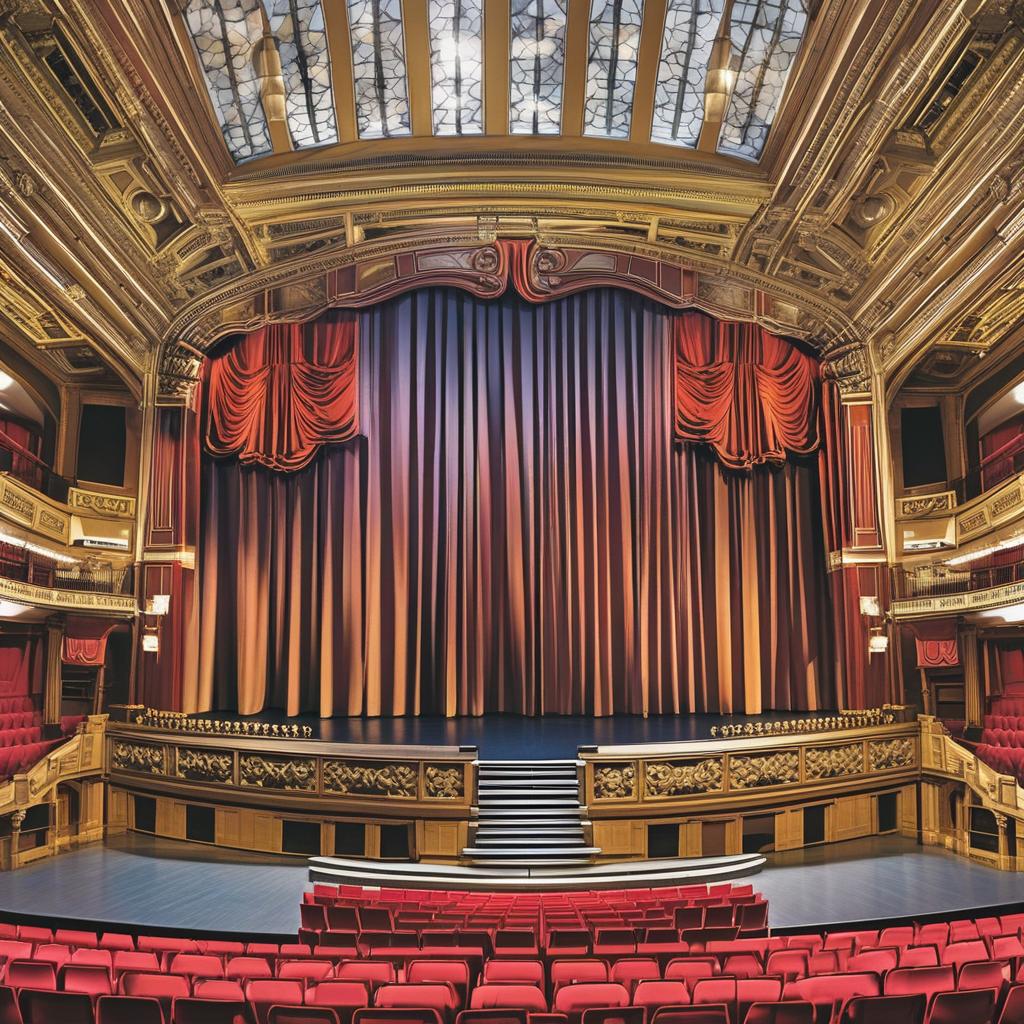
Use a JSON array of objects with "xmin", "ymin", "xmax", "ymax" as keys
[
  {"xmin": 0, "ymin": 576, "xmax": 136, "ymax": 616},
  {"xmin": 645, "ymin": 759, "xmax": 723, "ymax": 797},
  {"xmin": 594, "ymin": 763, "xmax": 637, "ymax": 800},
  {"xmin": 423, "ymin": 765, "xmax": 464, "ymax": 799},
  {"xmin": 728, "ymin": 752, "xmax": 800, "ymax": 789},
  {"xmin": 805, "ymin": 744, "xmax": 864, "ymax": 780},
  {"xmin": 111, "ymin": 740, "xmax": 165, "ymax": 775},
  {"xmin": 239, "ymin": 754, "xmax": 317, "ymax": 791},
  {"xmin": 175, "ymin": 748, "xmax": 233, "ymax": 784},
  {"xmin": 869, "ymin": 737, "xmax": 916, "ymax": 771},
  {"xmin": 68, "ymin": 487, "xmax": 136, "ymax": 519},
  {"xmin": 0, "ymin": 476, "xmax": 69, "ymax": 542},
  {"xmin": 322, "ymin": 760, "xmax": 417, "ymax": 797}
]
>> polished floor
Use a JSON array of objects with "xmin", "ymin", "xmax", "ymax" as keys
[
  {"xmin": 189, "ymin": 711, "xmax": 829, "ymax": 759},
  {"xmin": 0, "ymin": 835, "xmax": 1023, "ymax": 936}
]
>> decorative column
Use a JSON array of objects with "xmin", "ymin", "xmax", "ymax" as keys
[
  {"xmin": 961, "ymin": 624, "xmax": 983, "ymax": 729},
  {"xmin": 995, "ymin": 812, "xmax": 1010, "ymax": 870},
  {"xmin": 42, "ymin": 615, "xmax": 64, "ymax": 727}
]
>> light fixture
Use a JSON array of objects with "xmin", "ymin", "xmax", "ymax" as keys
[
  {"xmin": 1013, "ymin": 381, "xmax": 1024, "ymax": 405},
  {"xmin": 0, "ymin": 531, "xmax": 77, "ymax": 565},
  {"xmin": 703, "ymin": 24, "xmax": 737, "ymax": 124},
  {"xmin": 0, "ymin": 371, "xmax": 13, "ymax": 391},
  {"xmin": 146, "ymin": 594, "xmax": 170, "ymax": 616},
  {"xmin": 978, "ymin": 602, "xmax": 1024, "ymax": 624},
  {"xmin": 0, "ymin": 601, "xmax": 30, "ymax": 618},
  {"xmin": 945, "ymin": 533, "xmax": 1024, "ymax": 567},
  {"xmin": 859, "ymin": 596, "xmax": 881, "ymax": 617},
  {"xmin": 142, "ymin": 633, "xmax": 159, "ymax": 653},
  {"xmin": 868, "ymin": 632, "xmax": 889, "ymax": 655}
]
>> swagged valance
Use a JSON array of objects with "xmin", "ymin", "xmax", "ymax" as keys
[
  {"xmin": 204, "ymin": 311, "xmax": 358, "ymax": 472},
  {"xmin": 673, "ymin": 312, "xmax": 820, "ymax": 471}
]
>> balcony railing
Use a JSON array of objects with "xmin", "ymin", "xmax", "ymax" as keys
[
  {"xmin": 0, "ymin": 431, "xmax": 71, "ymax": 502},
  {"xmin": 952, "ymin": 433, "xmax": 1024, "ymax": 504},
  {"xmin": 0, "ymin": 544, "xmax": 133, "ymax": 597},
  {"xmin": 896, "ymin": 556, "xmax": 1024, "ymax": 599}
]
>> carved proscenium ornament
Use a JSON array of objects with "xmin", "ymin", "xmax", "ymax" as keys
[
  {"xmin": 175, "ymin": 747, "xmax": 233, "ymax": 784},
  {"xmin": 323, "ymin": 760, "xmax": 417, "ymax": 798},
  {"xmin": 645, "ymin": 758, "xmax": 723, "ymax": 797},
  {"xmin": 728, "ymin": 752, "xmax": 800, "ymax": 789},
  {"xmin": 594, "ymin": 763, "xmax": 637, "ymax": 800},
  {"xmin": 869, "ymin": 737, "xmax": 916, "ymax": 772},
  {"xmin": 239, "ymin": 754, "xmax": 317, "ymax": 791},
  {"xmin": 424, "ymin": 765, "xmax": 464, "ymax": 799},
  {"xmin": 111, "ymin": 740, "xmax": 165, "ymax": 775},
  {"xmin": 805, "ymin": 744, "xmax": 864, "ymax": 780}
]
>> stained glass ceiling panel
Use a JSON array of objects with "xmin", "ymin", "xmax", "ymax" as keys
[
  {"xmin": 509, "ymin": 0, "xmax": 568, "ymax": 135},
  {"xmin": 583, "ymin": 0, "xmax": 645, "ymax": 139},
  {"xmin": 650, "ymin": 0, "xmax": 723, "ymax": 148},
  {"xmin": 428, "ymin": 0, "xmax": 484, "ymax": 136},
  {"xmin": 718, "ymin": 0, "xmax": 807, "ymax": 160},
  {"xmin": 346, "ymin": 0, "xmax": 411, "ymax": 138},
  {"xmin": 262, "ymin": 0, "xmax": 338, "ymax": 148},
  {"xmin": 185, "ymin": 0, "xmax": 272, "ymax": 162}
]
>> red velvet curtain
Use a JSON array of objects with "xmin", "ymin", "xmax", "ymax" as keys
[
  {"xmin": 204, "ymin": 311, "xmax": 358, "ymax": 472},
  {"xmin": 674, "ymin": 314, "xmax": 819, "ymax": 469},
  {"xmin": 0, "ymin": 637, "xmax": 40, "ymax": 697},
  {"xmin": 190, "ymin": 288, "xmax": 836, "ymax": 717}
]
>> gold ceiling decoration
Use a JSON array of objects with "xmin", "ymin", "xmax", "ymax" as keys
[{"xmin": 0, "ymin": 0, "xmax": 1017, "ymax": 402}]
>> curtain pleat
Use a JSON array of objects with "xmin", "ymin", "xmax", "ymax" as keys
[{"xmin": 196, "ymin": 288, "xmax": 835, "ymax": 717}]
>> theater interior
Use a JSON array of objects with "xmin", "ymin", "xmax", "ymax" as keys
[{"xmin": 0, "ymin": 0, "xmax": 1023, "ymax": 1021}]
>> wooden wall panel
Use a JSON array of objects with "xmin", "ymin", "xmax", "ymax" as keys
[
  {"xmin": 593, "ymin": 821, "xmax": 644, "ymax": 857},
  {"xmin": 829, "ymin": 794, "xmax": 873, "ymax": 843}
]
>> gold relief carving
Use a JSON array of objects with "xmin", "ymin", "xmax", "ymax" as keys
[
  {"xmin": 991, "ymin": 486, "xmax": 1023, "ymax": 517},
  {"xmin": 239, "ymin": 755, "xmax": 317, "ymax": 791},
  {"xmin": 322, "ymin": 760, "xmax": 417, "ymax": 797},
  {"xmin": 869, "ymin": 737, "xmax": 916, "ymax": 771},
  {"xmin": 36, "ymin": 509, "xmax": 66, "ymax": 537},
  {"xmin": 423, "ymin": 765, "xmax": 464, "ymax": 799},
  {"xmin": 960, "ymin": 510, "xmax": 988, "ymax": 534},
  {"xmin": 645, "ymin": 758, "xmax": 723, "ymax": 797},
  {"xmin": 898, "ymin": 493, "xmax": 953, "ymax": 517},
  {"xmin": 0, "ymin": 485, "xmax": 33, "ymax": 524},
  {"xmin": 68, "ymin": 488, "xmax": 136, "ymax": 519},
  {"xmin": 728, "ymin": 752, "xmax": 800, "ymax": 789},
  {"xmin": 594, "ymin": 763, "xmax": 637, "ymax": 800},
  {"xmin": 805, "ymin": 744, "xmax": 864, "ymax": 780},
  {"xmin": 111, "ymin": 740, "xmax": 165, "ymax": 775},
  {"xmin": 0, "ymin": 576, "xmax": 136, "ymax": 615},
  {"xmin": 175, "ymin": 747, "xmax": 233, "ymax": 784}
]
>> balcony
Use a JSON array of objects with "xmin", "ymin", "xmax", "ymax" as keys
[
  {"xmin": 0, "ymin": 542, "xmax": 133, "ymax": 597},
  {"xmin": 952, "ymin": 433, "xmax": 1024, "ymax": 504},
  {"xmin": 895, "ymin": 555, "xmax": 1024, "ymax": 600},
  {"xmin": 0, "ymin": 431, "xmax": 70, "ymax": 503}
]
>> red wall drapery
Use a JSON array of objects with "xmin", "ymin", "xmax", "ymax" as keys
[
  {"xmin": 62, "ymin": 638, "xmax": 107, "ymax": 667},
  {"xmin": 204, "ymin": 311, "xmax": 358, "ymax": 472},
  {"xmin": 915, "ymin": 638, "xmax": 959, "ymax": 668},
  {"xmin": 674, "ymin": 314, "xmax": 820, "ymax": 470}
]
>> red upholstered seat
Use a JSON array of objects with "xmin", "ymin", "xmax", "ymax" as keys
[
  {"xmin": 664, "ymin": 961, "xmax": 718, "ymax": 987},
  {"xmin": 960, "ymin": 959, "xmax": 1010, "ymax": 993},
  {"xmin": 898, "ymin": 948, "xmax": 939, "ymax": 968},
  {"xmin": 70, "ymin": 948, "xmax": 113, "ymax": 968},
  {"xmin": 374, "ymin": 984, "xmax": 459, "ymax": 1017},
  {"xmin": 481, "ymin": 963, "xmax": 545, "ymax": 988},
  {"xmin": 170, "ymin": 953, "xmax": 226, "ymax": 979},
  {"xmin": 651, "ymin": 1006, "xmax": 729, "ymax": 1024},
  {"xmin": 552, "ymin": 962, "xmax": 610, "ymax": 990},
  {"xmin": 609, "ymin": 960, "xmax": 660, "ymax": 992},
  {"xmin": 193, "ymin": 979, "xmax": 247, "ymax": 1001},
  {"xmin": 354, "ymin": 1009, "xmax": 443, "ymax": 1024},
  {"xmin": 742, "ymin": 1003, "xmax": 814, "ymax": 1024},
  {"xmin": 199, "ymin": 941, "xmax": 246, "ymax": 957},
  {"xmin": 6, "ymin": 959, "xmax": 56, "ymax": 991},
  {"xmin": 553, "ymin": 983, "xmax": 630, "ymax": 1024},
  {"xmin": 632, "ymin": 982, "xmax": 691, "ymax": 1012},
  {"xmin": 17, "ymin": 988, "xmax": 93, "ymax": 1024},
  {"xmin": 883, "ymin": 966, "xmax": 955, "ymax": 1000},
  {"xmin": 924, "ymin": 988, "xmax": 996, "ymax": 1024},
  {"xmin": 782, "ymin": 972, "xmax": 881, "ymax": 1022},
  {"xmin": 469, "ymin": 986, "xmax": 547, "ymax": 1012},
  {"xmin": 406, "ymin": 962, "xmax": 470, "ymax": 996},
  {"xmin": 998, "ymin": 983, "xmax": 1024, "ymax": 1024},
  {"xmin": 307, "ymin": 980, "xmax": 372, "ymax": 1021},
  {"xmin": 111, "ymin": 952, "xmax": 160, "ymax": 979},
  {"xmin": 95, "ymin": 994, "xmax": 164, "ymax": 1024},
  {"xmin": 939, "ymin": 940, "xmax": 988, "ymax": 969},
  {"xmin": 32, "ymin": 945, "xmax": 70, "ymax": 970},
  {"xmin": 455, "ymin": 1009, "xmax": 529, "ymax": 1024},
  {"xmin": 226, "ymin": 958, "xmax": 274, "ymax": 981},
  {"xmin": 764, "ymin": 950, "xmax": 808, "ymax": 980},
  {"xmin": 836, "ymin": 993, "xmax": 925, "ymax": 1024},
  {"xmin": 336, "ymin": 962, "xmax": 398, "ymax": 991},
  {"xmin": 579, "ymin": 1007, "xmax": 644, "ymax": 1024},
  {"xmin": 119, "ymin": 970, "xmax": 191, "ymax": 1018},
  {"xmin": 278, "ymin": 961, "xmax": 335, "ymax": 985},
  {"xmin": 61, "ymin": 962, "xmax": 114, "ymax": 997},
  {"xmin": 845, "ymin": 950, "xmax": 897, "ymax": 974},
  {"xmin": 173, "ymin": 996, "xmax": 254, "ymax": 1023},
  {"xmin": 247, "ymin": 980, "xmax": 307, "ymax": 1024}
]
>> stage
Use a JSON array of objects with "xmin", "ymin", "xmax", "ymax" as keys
[
  {"xmin": 186, "ymin": 710, "xmax": 831, "ymax": 759},
  {"xmin": 0, "ymin": 834, "xmax": 1022, "ymax": 937}
]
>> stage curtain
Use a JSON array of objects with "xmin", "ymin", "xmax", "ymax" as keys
[
  {"xmin": 204, "ymin": 311, "xmax": 358, "ymax": 472},
  {"xmin": 192, "ymin": 288, "xmax": 835, "ymax": 717},
  {"xmin": 674, "ymin": 314, "xmax": 819, "ymax": 470}
]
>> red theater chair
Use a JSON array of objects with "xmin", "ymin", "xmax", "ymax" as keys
[
  {"xmin": 226, "ymin": 959, "xmax": 275, "ymax": 982},
  {"xmin": 551, "ymin": 962, "xmax": 610, "ymax": 992},
  {"xmin": 193, "ymin": 979, "xmax": 248, "ymax": 1001},
  {"xmin": 406, "ymin": 961, "xmax": 471, "ymax": 999},
  {"xmin": 247, "ymin": 981, "xmax": 307, "ymax": 1024},
  {"xmin": 959, "ymin": 959, "xmax": 1010, "ymax": 993},
  {"xmin": 836, "ymin": 993, "xmax": 926, "ymax": 1024},
  {"xmin": 31, "ymin": 945, "xmax": 69, "ymax": 971},
  {"xmin": 336, "ymin": 962, "xmax": 398, "ymax": 992},
  {"xmin": 61, "ymin": 962, "xmax": 114, "ymax": 998},
  {"xmin": 632, "ymin": 981, "xmax": 690, "ymax": 1012},
  {"xmin": 468, "ymin": 986, "xmax": 547, "ymax": 1012},
  {"xmin": 494, "ymin": 933, "xmax": 541, "ymax": 958},
  {"xmin": 306, "ymin": 981, "xmax": 371, "ymax": 1023},
  {"xmin": 651, "ymin": 1007, "xmax": 729, "ymax": 1024},
  {"xmin": 456, "ymin": 1009, "xmax": 529, "ymax": 1024},
  {"xmin": 923, "ymin": 988, "xmax": 996, "ymax": 1024},
  {"xmin": 96, "ymin": 994, "xmax": 164, "ymax": 1024},
  {"xmin": 267, "ymin": 1008, "xmax": 341, "ymax": 1024},
  {"xmin": 939, "ymin": 940, "xmax": 988, "ymax": 969},
  {"xmin": 609, "ymin": 960, "xmax": 660, "ymax": 992},
  {"xmin": 55, "ymin": 930, "xmax": 97, "ymax": 949},
  {"xmin": 121, "ymin": 972, "xmax": 191, "ymax": 1017},
  {"xmin": 171, "ymin": 954, "xmax": 226, "ymax": 979},
  {"xmin": 111, "ymin": 951, "xmax": 160, "ymax": 979},
  {"xmin": 897, "ymin": 948, "xmax": 940, "ymax": 969},
  {"xmin": 782, "ymin": 973, "xmax": 881, "ymax": 1024},
  {"xmin": 172, "ymin": 996, "xmax": 255, "ymax": 1023},
  {"xmin": 593, "ymin": 933, "xmax": 637, "ymax": 958},
  {"xmin": 278, "ymin": 962, "xmax": 335, "ymax": 986},
  {"xmin": 579, "ymin": 1007, "xmax": 645, "ymax": 1024},
  {"xmin": 883, "ymin": 966, "xmax": 955, "ymax": 1002},
  {"xmin": 374, "ymin": 983, "xmax": 460, "ymax": 1022},
  {"xmin": 6, "ymin": 960, "xmax": 56, "ymax": 991},
  {"xmin": 548, "ymin": 933, "xmax": 593, "ymax": 958},
  {"xmin": 70, "ymin": 948, "xmax": 113, "ymax": 968},
  {"xmin": 353, "ymin": 1009, "xmax": 444, "ymax": 1024},
  {"xmin": 17, "ymin": 988, "xmax": 93, "ymax": 1024},
  {"xmin": 845, "ymin": 949, "xmax": 897, "ymax": 974},
  {"xmin": 552, "ymin": 983, "xmax": 630, "ymax": 1024},
  {"xmin": 742, "ymin": 1004, "xmax": 814, "ymax": 1024},
  {"xmin": 481, "ymin": 962, "xmax": 545, "ymax": 988}
]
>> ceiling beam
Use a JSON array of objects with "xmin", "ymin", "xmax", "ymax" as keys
[
  {"xmin": 323, "ymin": 0, "xmax": 358, "ymax": 143},
  {"xmin": 483, "ymin": 0, "xmax": 510, "ymax": 135},
  {"xmin": 403, "ymin": 0, "xmax": 434, "ymax": 137},
  {"xmin": 629, "ymin": 0, "xmax": 667, "ymax": 145},
  {"xmin": 561, "ymin": 0, "xmax": 591, "ymax": 137}
]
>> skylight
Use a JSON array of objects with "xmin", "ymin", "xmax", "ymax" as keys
[
  {"xmin": 428, "ymin": 0, "xmax": 485, "ymax": 136},
  {"xmin": 262, "ymin": 0, "xmax": 337, "ymax": 148},
  {"xmin": 185, "ymin": 0, "xmax": 272, "ymax": 161},
  {"xmin": 346, "ymin": 0, "xmax": 411, "ymax": 138},
  {"xmin": 650, "ymin": 0, "xmax": 723, "ymax": 148},
  {"xmin": 717, "ymin": 0, "xmax": 807, "ymax": 160},
  {"xmin": 509, "ymin": 0, "xmax": 568, "ymax": 135},
  {"xmin": 583, "ymin": 0, "xmax": 645, "ymax": 139}
]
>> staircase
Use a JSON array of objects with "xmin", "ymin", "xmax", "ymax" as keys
[{"xmin": 463, "ymin": 760, "xmax": 600, "ymax": 866}]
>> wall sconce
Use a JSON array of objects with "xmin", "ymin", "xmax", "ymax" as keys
[
  {"xmin": 868, "ymin": 630, "xmax": 889, "ymax": 655},
  {"xmin": 145, "ymin": 594, "xmax": 170, "ymax": 616},
  {"xmin": 141, "ymin": 632, "xmax": 159, "ymax": 654},
  {"xmin": 859, "ymin": 595, "xmax": 881, "ymax": 617}
]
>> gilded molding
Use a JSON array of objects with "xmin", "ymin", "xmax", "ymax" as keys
[
  {"xmin": 175, "ymin": 747, "xmax": 233, "ymax": 784},
  {"xmin": 0, "ymin": 576, "xmax": 136, "ymax": 616},
  {"xmin": 111, "ymin": 740, "xmax": 165, "ymax": 775},
  {"xmin": 423, "ymin": 765, "xmax": 464, "ymax": 799},
  {"xmin": 239, "ymin": 754, "xmax": 317, "ymax": 791},
  {"xmin": 728, "ymin": 752, "xmax": 800, "ymax": 789},
  {"xmin": 645, "ymin": 758, "xmax": 723, "ymax": 797},
  {"xmin": 593, "ymin": 763, "xmax": 637, "ymax": 800},
  {"xmin": 805, "ymin": 744, "xmax": 864, "ymax": 780},
  {"xmin": 68, "ymin": 487, "xmax": 136, "ymax": 519},
  {"xmin": 322, "ymin": 760, "xmax": 417, "ymax": 798},
  {"xmin": 869, "ymin": 737, "xmax": 916, "ymax": 771}
]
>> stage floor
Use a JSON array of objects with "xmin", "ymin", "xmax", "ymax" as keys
[
  {"xmin": 189, "ymin": 711, "xmax": 828, "ymax": 759},
  {"xmin": 1, "ymin": 835, "xmax": 1023, "ymax": 936}
]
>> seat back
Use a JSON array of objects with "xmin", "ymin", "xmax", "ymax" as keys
[
  {"xmin": 837, "ymin": 993, "xmax": 926, "ymax": 1024},
  {"xmin": 579, "ymin": 1008, "xmax": 644, "ymax": 1024},
  {"xmin": 742, "ymin": 1003, "xmax": 814, "ymax": 1024},
  {"xmin": 883, "ymin": 966, "xmax": 955, "ymax": 999},
  {"xmin": 651, "ymin": 1007, "xmax": 729, "ymax": 1024},
  {"xmin": 267, "ymin": 1009, "xmax": 342, "ymax": 1024},
  {"xmin": 925, "ymin": 989, "xmax": 996, "ymax": 1024},
  {"xmin": 468, "ymin": 985, "xmax": 547, "ymax": 1012},
  {"xmin": 353, "ymin": 1010, "xmax": 443, "ymax": 1024},
  {"xmin": 172, "ymin": 997, "xmax": 254, "ymax": 1024},
  {"xmin": 18, "ymin": 989, "xmax": 93, "ymax": 1024},
  {"xmin": 96, "ymin": 994, "xmax": 165, "ymax": 1024}
]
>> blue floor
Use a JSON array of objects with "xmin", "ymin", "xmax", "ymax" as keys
[
  {"xmin": 189, "ymin": 711, "xmax": 828, "ymax": 759},
  {"xmin": 1, "ymin": 835, "xmax": 1024, "ymax": 936}
]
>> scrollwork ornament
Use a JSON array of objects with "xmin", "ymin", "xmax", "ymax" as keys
[
  {"xmin": 176, "ymin": 748, "xmax": 233, "ymax": 783},
  {"xmin": 239, "ymin": 755, "xmax": 316, "ymax": 791},
  {"xmin": 805, "ymin": 744, "xmax": 863, "ymax": 780},
  {"xmin": 645, "ymin": 758, "xmax": 723, "ymax": 797},
  {"xmin": 728, "ymin": 752, "xmax": 799, "ymax": 789},
  {"xmin": 869, "ymin": 737, "xmax": 915, "ymax": 771},
  {"xmin": 594, "ymin": 763, "xmax": 636, "ymax": 800},
  {"xmin": 322, "ymin": 760, "xmax": 417, "ymax": 797},
  {"xmin": 111, "ymin": 740, "xmax": 165, "ymax": 775},
  {"xmin": 424, "ymin": 765, "xmax": 464, "ymax": 799}
]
